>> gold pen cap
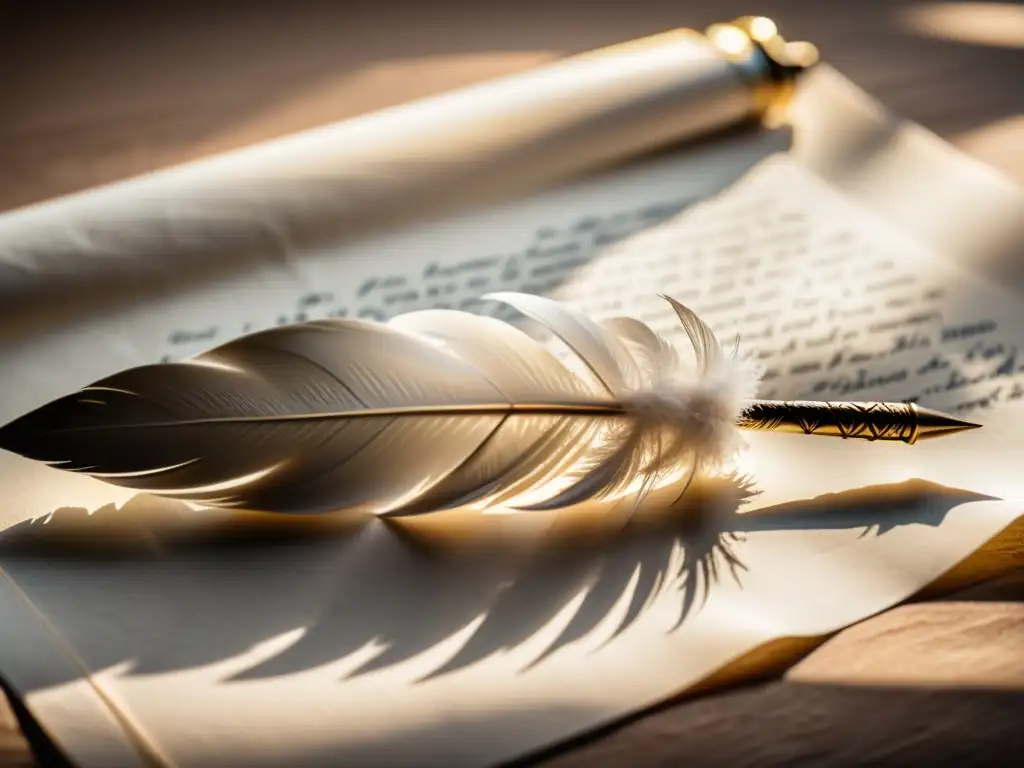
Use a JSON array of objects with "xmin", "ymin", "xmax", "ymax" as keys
[{"xmin": 705, "ymin": 16, "xmax": 820, "ymax": 124}]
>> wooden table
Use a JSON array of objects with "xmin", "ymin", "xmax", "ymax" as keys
[{"xmin": 2, "ymin": 2, "xmax": 1022, "ymax": 765}]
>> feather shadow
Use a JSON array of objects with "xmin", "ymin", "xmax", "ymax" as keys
[{"xmin": 0, "ymin": 476, "xmax": 992, "ymax": 690}]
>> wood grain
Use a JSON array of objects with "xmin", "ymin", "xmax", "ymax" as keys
[
  {"xmin": 1, "ymin": 1, "xmax": 1021, "ymax": 765},
  {"xmin": 536, "ymin": 570, "xmax": 1024, "ymax": 768},
  {"xmin": 0, "ymin": 697, "xmax": 37, "ymax": 768}
]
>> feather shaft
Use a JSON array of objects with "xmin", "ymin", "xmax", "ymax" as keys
[{"xmin": 14, "ymin": 402, "xmax": 627, "ymax": 434}]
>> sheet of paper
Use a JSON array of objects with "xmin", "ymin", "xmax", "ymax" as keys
[{"xmin": 0, "ymin": 67, "xmax": 1022, "ymax": 768}]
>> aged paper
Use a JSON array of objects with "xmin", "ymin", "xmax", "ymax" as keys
[{"xmin": 0, "ymin": 67, "xmax": 1022, "ymax": 767}]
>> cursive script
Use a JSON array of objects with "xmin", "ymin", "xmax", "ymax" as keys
[{"xmin": 157, "ymin": 159, "xmax": 1024, "ymax": 416}]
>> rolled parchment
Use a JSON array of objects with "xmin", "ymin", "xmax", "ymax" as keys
[{"xmin": 0, "ymin": 17, "xmax": 815, "ymax": 316}]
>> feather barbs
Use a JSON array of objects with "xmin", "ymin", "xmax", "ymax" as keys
[{"xmin": 0, "ymin": 293, "xmax": 761, "ymax": 517}]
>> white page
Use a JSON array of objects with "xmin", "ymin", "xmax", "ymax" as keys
[{"xmin": 0, "ymin": 68, "xmax": 1023, "ymax": 767}]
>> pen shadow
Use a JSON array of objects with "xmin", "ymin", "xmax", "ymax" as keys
[{"xmin": 0, "ymin": 475, "xmax": 995, "ymax": 692}]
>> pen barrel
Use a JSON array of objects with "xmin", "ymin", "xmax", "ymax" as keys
[
  {"xmin": 0, "ymin": 20, "xmax": 803, "ymax": 319},
  {"xmin": 737, "ymin": 400, "xmax": 921, "ymax": 444}
]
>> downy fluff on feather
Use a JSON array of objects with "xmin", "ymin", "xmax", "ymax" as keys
[{"xmin": 0, "ymin": 293, "xmax": 762, "ymax": 516}]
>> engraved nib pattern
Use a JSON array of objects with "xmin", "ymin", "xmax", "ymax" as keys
[{"xmin": 736, "ymin": 400, "xmax": 981, "ymax": 444}]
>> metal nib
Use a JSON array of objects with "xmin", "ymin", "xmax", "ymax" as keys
[
  {"xmin": 737, "ymin": 399, "xmax": 983, "ymax": 444},
  {"xmin": 912, "ymin": 405, "xmax": 983, "ymax": 442}
]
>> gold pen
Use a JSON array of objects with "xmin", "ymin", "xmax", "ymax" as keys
[{"xmin": 738, "ymin": 400, "xmax": 980, "ymax": 443}]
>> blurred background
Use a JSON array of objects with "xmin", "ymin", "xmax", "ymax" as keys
[
  {"xmin": 0, "ymin": 1, "xmax": 1021, "ymax": 766},
  {"xmin": 0, "ymin": 0, "xmax": 1022, "ymax": 214}
]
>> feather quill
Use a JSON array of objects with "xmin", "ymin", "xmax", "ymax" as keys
[{"xmin": 0, "ymin": 293, "xmax": 761, "ymax": 516}]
